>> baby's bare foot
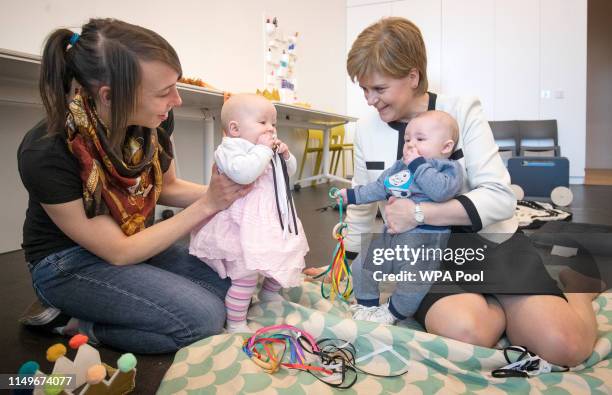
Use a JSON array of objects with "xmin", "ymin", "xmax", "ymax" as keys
[{"xmin": 303, "ymin": 267, "xmax": 330, "ymax": 283}]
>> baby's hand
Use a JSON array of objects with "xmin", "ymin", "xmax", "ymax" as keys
[
  {"xmin": 403, "ymin": 147, "xmax": 420, "ymax": 164},
  {"xmin": 336, "ymin": 188, "xmax": 348, "ymax": 205},
  {"xmin": 257, "ymin": 133, "xmax": 275, "ymax": 149},
  {"xmin": 276, "ymin": 140, "xmax": 291, "ymax": 160}
]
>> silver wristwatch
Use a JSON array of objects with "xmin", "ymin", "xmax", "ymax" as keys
[{"xmin": 414, "ymin": 203, "xmax": 425, "ymax": 225}]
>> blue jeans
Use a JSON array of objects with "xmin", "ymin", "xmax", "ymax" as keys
[
  {"xmin": 353, "ymin": 230, "xmax": 447, "ymax": 319},
  {"xmin": 28, "ymin": 243, "xmax": 231, "ymax": 354}
]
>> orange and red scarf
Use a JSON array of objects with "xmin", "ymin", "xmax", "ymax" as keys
[{"xmin": 66, "ymin": 93, "xmax": 173, "ymax": 235}]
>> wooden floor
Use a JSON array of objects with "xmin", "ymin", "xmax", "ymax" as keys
[
  {"xmin": 0, "ymin": 182, "xmax": 346, "ymax": 393},
  {"xmin": 1, "ymin": 182, "xmax": 611, "ymax": 392},
  {"xmin": 585, "ymin": 169, "xmax": 612, "ymax": 186}
]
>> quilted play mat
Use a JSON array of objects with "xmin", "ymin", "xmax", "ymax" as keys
[{"xmin": 158, "ymin": 281, "xmax": 612, "ymax": 394}]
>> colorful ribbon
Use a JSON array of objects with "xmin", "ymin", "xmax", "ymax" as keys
[
  {"xmin": 242, "ymin": 325, "xmax": 330, "ymax": 375},
  {"xmin": 242, "ymin": 324, "xmax": 408, "ymax": 388},
  {"xmin": 312, "ymin": 187, "xmax": 353, "ymax": 302}
]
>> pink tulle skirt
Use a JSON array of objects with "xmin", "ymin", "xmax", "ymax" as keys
[{"xmin": 189, "ymin": 165, "xmax": 309, "ymax": 288}]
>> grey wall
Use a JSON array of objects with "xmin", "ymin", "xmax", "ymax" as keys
[
  {"xmin": 1, "ymin": 104, "xmax": 45, "ymax": 253},
  {"xmin": 586, "ymin": 0, "xmax": 612, "ymax": 169}
]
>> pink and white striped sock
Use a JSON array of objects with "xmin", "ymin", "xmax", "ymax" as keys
[
  {"xmin": 262, "ymin": 277, "xmax": 282, "ymax": 293},
  {"xmin": 225, "ymin": 275, "xmax": 258, "ymax": 325},
  {"xmin": 259, "ymin": 277, "xmax": 284, "ymax": 302}
]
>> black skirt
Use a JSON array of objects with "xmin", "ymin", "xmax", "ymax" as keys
[{"xmin": 413, "ymin": 230, "xmax": 565, "ymax": 327}]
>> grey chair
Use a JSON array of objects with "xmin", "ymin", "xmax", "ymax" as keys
[
  {"xmin": 518, "ymin": 120, "xmax": 560, "ymax": 156},
  {"xmin": 490, "ymin": 120, "xmax": 520, "ymax": 156}
]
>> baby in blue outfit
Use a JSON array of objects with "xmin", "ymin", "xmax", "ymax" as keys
[{"xmin": 337, "ymin": 110, "xmax": 463, "ymax": 324}]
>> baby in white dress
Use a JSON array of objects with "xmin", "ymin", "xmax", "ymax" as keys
[{"xmin": 189, "ymin": 94, "xmax": 309, "ymax": 333}]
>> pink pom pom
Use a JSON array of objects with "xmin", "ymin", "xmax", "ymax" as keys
[{"xmin": 86, "ymin": 364, "xmax": 107, "ymax": 385}]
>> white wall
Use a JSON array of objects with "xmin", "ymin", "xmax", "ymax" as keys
[
  {"xmin": 440, "ymin": 0, "xmax": 496, "ymax": 117},
  {"xmin": 538, "ymin": 0, "xmax": 587, "ymax": 182},
  {"xmin": 0, "ymin": 0, "xmax": 348, "ymax": 253},
  {"xmin": 346, "ymin": 0, "xmax": 587, "ymax": 182},
  {"xmin": 0, "ymin": 0, "xmax": 347, "ymax": 113}
]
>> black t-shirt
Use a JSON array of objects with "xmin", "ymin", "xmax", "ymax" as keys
[{"xmin": 18, "ymin": 112, "xmax": 175, "ymax": 263}]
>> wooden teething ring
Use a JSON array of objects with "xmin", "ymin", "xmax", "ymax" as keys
[{"xmin": 332, "ymin": 223, "xmax": 348, "ymax": 239}]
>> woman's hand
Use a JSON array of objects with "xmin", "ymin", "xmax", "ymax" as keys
[
  {"xmin": 385, "ymin": 197, "xmax": 417, "ymax": 234},
  {"xmin": 201, "ymin": 164, "xmax": 252, "ymax": 213}
]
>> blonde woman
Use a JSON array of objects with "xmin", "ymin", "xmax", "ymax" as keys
[{"xmin": 310, "ymin": 17, "xmax": 597, "ymax": 367}]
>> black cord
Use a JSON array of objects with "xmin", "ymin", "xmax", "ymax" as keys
[
  {"xmin": 270, "ymin": 158, "xmax": 284, "ymax": 231},
  {"xmin": 292, "ymin": 337, "xmax": 409, "ymax": 389},
  {"xmin": 491, "ymin": 346, "xmax": 569, "ymax": 378},
  {"xmin": 271, "ymin": 154, "xmax": 299, "ymax": 234}
]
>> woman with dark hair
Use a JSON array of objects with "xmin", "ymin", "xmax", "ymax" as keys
[{"xmin": 18, "ymin": 18, "xmax": 250, "ymax": 353}]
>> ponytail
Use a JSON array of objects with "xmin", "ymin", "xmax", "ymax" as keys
[
  {"xmin": 39, "ymin": 28, "xmax": 74, "ymax": 135},
  {"xmin": 38, "ymin": 18, "xmax": 182, "ymax": 148}
]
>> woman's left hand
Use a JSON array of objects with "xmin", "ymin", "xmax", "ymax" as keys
[{"xmin": 385, "ymin": 197, "xmax": 417, "ymax": 234}]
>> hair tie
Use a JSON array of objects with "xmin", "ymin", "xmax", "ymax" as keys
[{"xmin": 69, "ymin": 32, "xmax": 80, "ymax": 46}]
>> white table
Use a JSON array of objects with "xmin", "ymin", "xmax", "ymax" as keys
[
  {"xmin": 1, "ymin": 48, "xmax": 357, "ymax": 186},
  {"xmin": 274, "ymin": 103, "xmax": 357, "ymax": 187},
  {"xmin": 177, "ymin": 84, "xmax": 357, "ymax": 186}
]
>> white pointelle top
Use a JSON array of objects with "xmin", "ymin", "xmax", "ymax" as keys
[{"xmin": 215, "ymin": 137, "xmax": 296, "ymax": 185}]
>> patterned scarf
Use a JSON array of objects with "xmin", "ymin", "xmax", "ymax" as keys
[{"xmin": 66, "ymin": 93, "xmax": 173, "ymax": 235}]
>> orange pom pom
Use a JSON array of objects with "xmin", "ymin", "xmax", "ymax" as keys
[
  {"xmin": 69, "ymin": 334, "xmax": 89, "ymax": 349},
  {"xmin": 46, "ymin": 344, "xmax": 67, "ymax": 362},
  {"xmin": 86, "ymin": 364, "xmax": 107, "ymax": 385}
]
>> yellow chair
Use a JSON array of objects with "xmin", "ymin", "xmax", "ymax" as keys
[
  {"xmin": 297, "ymin": 127, "xmax": 344, "ymax": 186},
  {"xmin": 329, "ymin": 126, "xmax": 354, "ymax": 178}
]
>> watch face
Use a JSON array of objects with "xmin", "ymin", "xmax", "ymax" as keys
[{"xmin": 415, "ymin": 205, "xmax": 424, "ymax": 223}]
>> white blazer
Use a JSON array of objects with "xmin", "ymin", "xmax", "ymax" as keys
[{"xmin": 345, "ymin": 94, "xmax": 518, "ymax": 253}]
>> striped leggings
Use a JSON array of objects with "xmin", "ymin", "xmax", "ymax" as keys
[{"xmin": 225, "ymin": 274, "xmax": 281, "ymax": 323}]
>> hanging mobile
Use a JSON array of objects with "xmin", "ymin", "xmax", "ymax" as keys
[{"xmin": 311, "ymin": 187, "xmax": 353, "ymax": 302}]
